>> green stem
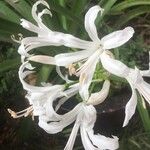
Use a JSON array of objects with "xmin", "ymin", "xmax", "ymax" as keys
[{"xmin": 137, "ymin": 93, "xmax": 150, "ymax": 132}]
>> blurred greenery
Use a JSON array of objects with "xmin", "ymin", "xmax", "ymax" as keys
[{"xmin": 0, "ymin": 0, "xmax": 150, "ymax": 149}]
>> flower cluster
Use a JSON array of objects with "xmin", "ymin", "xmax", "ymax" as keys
[{"xmin": 8, "ymin": 0, "xmax": 150, "ymax": 149}]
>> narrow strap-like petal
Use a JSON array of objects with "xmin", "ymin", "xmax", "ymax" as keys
[
  {"xmin": 64, "ymin": 112, "xmax": 83, "ymax": 150},
  {"xmin": 88, "ymin": 130, "xmax": 119, "ymax": 150},
  {"xmin": 101, "ymin": 27, "xmax": 134, "ymax": 49},
  {"xmin": 19, "ymin": 62, "xmax": 64, "ymax": 92},
  {"xmin": 87, "ymin": 80, "xmax": 110, "ymax": 105},
  {"xmin": 127, "ymin": 68, "xmax": 150, "ymax": 105},
  {"xmin": 20, "ymin": 19, "xmax": 43, "ymax": 34},
  {"xmin": 38, "ymin": 103, "xmax": 82, "ymax": 134},
  {"xmin": 32, "ymin": 0, "xmax": 52, "ymax": 31},
  {"xmin": 100, "ymin": 51, "xmax": 129, "ymax": 78},
  {"xmin": 81, "ymin": 105, "xmax": 119, "ymax": 150},
  {"xmin": 55, "ymin": 84, "xmax": 79, "ymax": 111},
  {"xmin": 123, "ymin": 81, "xmax": 137, "ymax": 127},
  {"xmin": 55, "ymin": 49, "xmax": 94, "ymax": 66},
  {"xmin": 28, "ymin": 55, "xmax": 56, "ymax": 65},
  {"xmin": 137, "ymin": 81, "xmax": 150, "ymax": 105},
  {"xmin": 84, "ymin": 5, "xmax": 103, "ymax": 42},
  {"xmin": 77, "ymin": 50, "xmax": 100, "ymax": 101}
]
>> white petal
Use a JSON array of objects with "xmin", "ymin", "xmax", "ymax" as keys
[
  {"xmin": 55, "ymin": 49, "xmax": 94, "ymax": 66},
  {"xmin": 100, "ymin": 51, "xmax": 129, "ymax": 78},
  {"xmin": 64, "ymin": 122, "xmax": 80, "ymax": 150},
  {"xmin": 55, "ymin": 84, "xmax": 79, "ymax": 111},
  {"xmin": 80, "ymin": 105, "xmax": 97, "ymax": 149},
  {"xmin": 88, "ymin": 130, "xmax": 119, "ymax": 150},
  {"xmin": 137, "ymin": 81, "xmax": 150, "ymax": 105},
  {"xmin": 87, "ymin": 80, "xmax": 110, "ymax": 105},
  {"xmin": 77, "ymin": 50, "xmax": 100, "ymax": 100},
  {"xmin": 19, "ymin": 62, "xmax": 64, "ymax": 92},
  {"xmin": 32, "ymin": 0, "xmax": 52, "ymax": 31},
  {"xmin": 84, "ymin": 5, "xmax": 103, "ymax": 42},
  {"xmin": 64, "ymin": 112, "xmax": 83, "ymax": 150},
  {"xmin": 38, "ymin": 103, "xmax": 82, "ymax": 134},
  {"xmin": 20, "ymin": 19, "xmax": 42, "ymax": 33},
  {"xmin": 56, "ymin": 66, "xmax": 72, "ymax": 83},
  {"xmin": 80, "ymin": 127, "xmax": 96, "ymax": 150},
  {"xmin": 28, "ymin": 55, "xmax": 56, "ymax": 65},
  {"xmin": 127, "ymin": 68, "xmax": 150, "ymax": 104},
  {"xmin": 54, "ymin": 32, "xmax": 93, "ymax": 50},
  {"xmin": 81, "ymin": 105, "xmax": 119, "ymax": 150},
  {"xmin": 123, "ymin": 82, "xmax": 137, "ymax": 127},
  {"xmin": 101, "ymin": 27, "xmax": 134, "ymax": 49}
]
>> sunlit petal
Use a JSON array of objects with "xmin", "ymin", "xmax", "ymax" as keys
[
  {"xmin": 101, "ymin": 27, "xmax": 134, "ymax": 49},
  {"xmin": 19, "ymin": 62, "xmax": 64, "ymax": 92},
  {"xmin": 55, "ymin": 49, "xmax": 94, "ymax": 66},
  {"xmin": 32, "ymin": 0, "xmax": 52, "ymax": 31},
  {"xmin": 77, "ymin": 50, "xmax": 100, "ymax": 100},
  {"xmin": 100, "ymin": 51, "xmax": 129, "ymax": 78},
  {"xmin": 87, "ymin": 80, "xmax": 110, "ymax": 105},
  {"xmin": 85, "ymin": 5, "xmax": 103, "ymax": 42},
  {"xmin": 123, "ymin": 82, "xmax": 137, "ymax": 127},
  {"xmin": 38, "ymin": 103, "xmax": 82, "ymax": 134},
  {"xmin": 28, "ymin": 55, "xmax": 56, "ymax": 65},
  {"xmin": 64, "ymin": 112, "xmax": 83, "ymax": 150}
]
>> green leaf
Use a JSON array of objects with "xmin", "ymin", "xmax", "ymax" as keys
[
  {"xmin": 96, "ymin": 0, "xmax": 118, "ymax": 25},
  {"xmin": 137, "ymin": 92, "xmax": 150, "ymax": 132},
  {"xmin": 115, "ymin": 6, "xmax": 150, "ymax": 28},
  {"xmin": 0, "ymin": 57, "xmax": 20, "ymax": 73},
  {"xmin": 55, "ymin": 0, "xmax": 68, "ymax": 30},
  {"xmin": 0, "ymin": 30, "xmax": 13, "ymax": 42},
  {"xmin": 111, "ymin": 0, "xmax": 150, "ymax": 12},
  {"xmin": 5, "ymin": 0, "xmax": 33, "ymax": 21},
  {"xmin": 47, "ymin": 1, "xmax": 82, "ymax": 26},
  {"xmin": 0, "ymin": 1, "xmax": 20, "ymax": 24}
]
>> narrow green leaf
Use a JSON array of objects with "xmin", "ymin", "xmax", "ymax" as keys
[
  {"xmin": 56, "ymin": 0, "xmax": 68, "ymax": 30},
  {"xmin": 0, "ymin": 58, "xmax": 20, "ymax": 73},
  {"xmin": 115, "ymin": 6, "xmax": 150, "ymax": 28},
  {"xmin": 5, "ymin": 0, "xmax": 33, "ymax": 21},
  {"xmin": 137, "ymin": 92, "xmax": 150, "ymax": 132},
  {"xmin": 96, "ymin": 0, "xmax": 118, "ymax": 25},
  {"xmin": 0, "ymin": 1, "xmax": 20, "ymax": 24},
  {"xmin": 111, "ymin": 0, "xmax": 150, "ymax": 12},
  {"xmin": 72, "ymin": 0, "xmax": 88, "ymax": 15},
  {"xmin": 0, "ymin": 30, "xmax": 13, "ymax": 42},
  {"xmin": 47, "ymin": 1, "xmax": 82, "ymax": 26}
]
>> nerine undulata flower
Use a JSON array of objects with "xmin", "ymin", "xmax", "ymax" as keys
[
  {"xmin": 38, "ymin": 80, "xmax": 119, "ymax": 150},
  {"xmin": 10, "ymin": 61, "xmax": 119, "ymax": 149},
  {"xmin": 28, "ymin": 1, "xmax": 134, "ymax": 101},
  {"xmin": 100, "ymin": 51, "xmax": 150, "ymax": 127}
]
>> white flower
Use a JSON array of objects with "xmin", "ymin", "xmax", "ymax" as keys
[
  {"xmin": 18, "ymin": 61, "xmax": 65, "ymax": 116},
  {"xmin": 39, "ymin": 80, "xmax": 119, "ymax": 150},
  {"xmin": 18, "ymin": 0, "xmax": 92, "ymax": 62},
  {"xmin": 29, "ymin": 4, "xmax": 134, "ymax": 101},
  {"xmin": 100, "ymin": 51, "xmax": 150, "ymax": 127}
]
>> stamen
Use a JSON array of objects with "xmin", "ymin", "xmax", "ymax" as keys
[
  {"xmin": 11, "ymin": 33, "xmax": 23, "ymax": 43},
  {"xmin": 68, "ymin": 64, "xmax": 76, "ymax": 76},
  {"xmin": 7, "ymin": 106, "xmax": 33, "ymax": 119},
  {"xmin": 79, "ymin": 73, "xmax": 87, "ymax": 85},
  {"xmin": 105, "ymin": 50, "xmax": 114, "ymax": 58}
]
